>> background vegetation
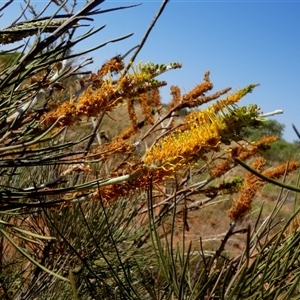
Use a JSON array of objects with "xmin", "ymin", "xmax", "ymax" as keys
[{"xmin": 0, "ymin": 1, "xmax": 299, "ymax": 299}]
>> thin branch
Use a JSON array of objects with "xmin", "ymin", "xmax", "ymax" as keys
[
  {"xmin": 12, "ymin": 1, "xmax": 30, "ymax": 25},
  {"xmin": 7, "ymin": 3, "xmax": 140, "ymax": 26},
  {"xmin": 121, "ymin": 45, "xmax": 139, "ymax": 59},
  {"xmin": 235, "ymin": 158, "xmax": 300, "ymax": 193},
  {"xmin": 0, "ymin": 0, "xmax": 14, "ymax": 14},
  {"xmin": 123, "ymin": 0, "xmax": 170, "ymax": 75},
  {"xmin": 259, "ymin": 109, "xmax": 283, "ymax": 118},
  {"xmin": 34, "ymin": 1, "xmax": 54, "ymax": 20},
  {"xmin": 292, "ymin": 123, "xmax": 300, "ymax": 140}
]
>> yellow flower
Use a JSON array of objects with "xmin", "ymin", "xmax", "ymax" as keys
[
  {"xmin": 143, "ymin": 108, "xmax": 223, "ymax": 170},
  {"xmin": 144, "ymin": 88, "xmax": 263, "ymax": 172}
]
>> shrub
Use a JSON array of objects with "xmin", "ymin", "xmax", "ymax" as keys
[{"xmin": 0, "ymin": 1, "xmax": 299, "ymax": 299}]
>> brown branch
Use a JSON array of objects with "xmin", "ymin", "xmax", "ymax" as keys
[{"xmin": 123, "ymin": 0, "xmax": 170, "ymax": 75}]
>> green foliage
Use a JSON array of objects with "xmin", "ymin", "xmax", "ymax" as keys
[
  {"xmin": 243, "ymin": 119, "xmax": 300, "ymax": 163},
  {"xmin": 243, "ymin": 119, "xmax": 285, "ymax": 141},
  {"xmin": 0, "ymin": 52, "xmax": 24, "ymax": 68},
  {"xmin": 266, "ymin": 139, "xmax": 300, "ymax": 162}
]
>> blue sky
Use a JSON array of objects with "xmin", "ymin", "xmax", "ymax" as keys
[{"xmin": 1, "ymin": 1, "xmax": 300, "ymax": 142}]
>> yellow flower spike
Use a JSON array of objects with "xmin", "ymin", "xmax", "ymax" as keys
[
  {"xmin": 143, "ymin": 92, "xmax": 263, "ymax": 173},
  {"xmin": 143, "ymin": 117, "xmax": 222, "ymax": 171},
  {"xmin": 212, "ymin": 84, "xmax": 258, "ymax": 114}
]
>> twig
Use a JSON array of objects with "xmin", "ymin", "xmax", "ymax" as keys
[
  {"xmin": 11, "ymin": 1, "xmax": 29, "ymax": 25},
  {"xmin": 216, "ymin": 223, "xmax": 236, "ymax": 259},
  {"xmin": 0, "ymin": 0, "xmax": 13, "ymax": 14},
  {"xmin": 123, "ymin": 0, "xmax": 170, "ymax": 75},
  {"xmin": 259, "ymin": 109, "xmax": 283, "ymax": 117},
  {"xmin": 235, "ymin": 158, "xmax": 300, "ymax": 193},
  {"xmin": 292, "ymin": 123, "xmax": 300, "ymax": 140}
]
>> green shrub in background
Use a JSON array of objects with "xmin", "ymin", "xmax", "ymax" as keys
[{"xmin": 243, "ymin": 119, "xmax": 300, "ymax": 163}]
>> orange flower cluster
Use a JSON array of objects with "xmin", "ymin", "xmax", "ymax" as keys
[
  {"xmin": 92, "ymin": 167, "xmax": 173, "ymax": 204},
  {"xmin": 167, "ymin": 72, "xmax": 257, "ymax": 114},
  {"xmin": 127, "ymin": 98, "xmax": 138, "ymax": 128},
  {"xmin": 228, "ymin": 157, "xmax": 267, "ymax": 221},
  {"xmin": 97, "ymin": 55, "xmax": 124, "ymax": 78},
  {"xmin": 228, "ymin": 158, "xmax": 300, "ymax": 221},
  {"xmin": 211, "ymin": 84, "xmax": 259, "ymax": 115},
  {"xmin": 168, "ymin": 85, "xmax": 181, "ymax": 111},
  {"xmin": 182, "ymin": 71, "xmax": 213, "ymax": 102},
  {"xmin": 263, "ymin": 160, "xmax": 299, "ymax": 179},
  {"xmin": 151, "ymin": 88, "xmax": 162, "ymax": 108},
  {"xmin": 88, "ymin": 139, "xmax": 135, "ymax": 160},
  {"xmin": 230, "ymin": 136, "xmax": 278, "ymax": 161},
  {"xmin": 168, "ymin": 71, "xmax": 217, "ymax": 111},
  {"xmin": 211, "ymin": 136, "xmax": 278, "ymax": 179},
  {"xmin": 139, "ymin": 92, "xmax": 155, "ymax": 125},
  {"xmin": 210, "ymin": 160, "xmax": 233, "ymax": 179},
  {"xmin": 40, "ymin": 59, "xmax": 177, "ymax": 128}
]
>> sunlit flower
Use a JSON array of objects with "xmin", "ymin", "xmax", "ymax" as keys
[
  {"xmin": 228, "ymin": 158, "xmax": 300, "ymax": 221},
  {"xmin": 144, "ymin": 94, "xmax": 263, "ymax": 172}
]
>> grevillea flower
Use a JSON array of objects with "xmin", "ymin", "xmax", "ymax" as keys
[
  {"xmin": 143, "ymin": 86, "xmax": 263, "ymax": 172},
  {"xmin": 41, "ymin": 61, "xmax": 179, "ymax": 128},
  {"xmin": 143, "ymin": 108, "xmax": 223, "ymax": 171}
]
